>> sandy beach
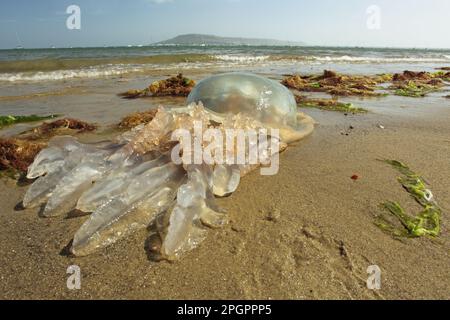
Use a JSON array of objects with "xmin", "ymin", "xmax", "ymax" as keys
[{"xmin": 1, "ymin": 66, "xmax": 449, "ymax": 299}]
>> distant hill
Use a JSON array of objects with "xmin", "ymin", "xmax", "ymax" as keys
[{"xmin": 156, "ymin": 34, "xmax": 305, "ymax": 46}]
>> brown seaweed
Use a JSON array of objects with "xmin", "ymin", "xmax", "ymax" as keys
[
  {"xmin": 389, "ymin": 71, "xmax": 449, "ymax": 97},
  {"xmin": 282, "ymin": 70, "xmax": 389, "ymax": 97},
  {"xmin": 0, "ymin": 138, "xmax": 45, "ymax": 173},
  {"xmin": 19, "ymin": 118, "xmax": 97, "ymax": 140},
  {"xmin": 118, "ymin": 109, "xmax": 158, "ymax": 129},
  {"xmin": 1, "ymin": 118, "xmax": 97, "ymax": 176},
  {"xmin": 119, "ymin": 74, "xmax": 195, "ymax": 99}
]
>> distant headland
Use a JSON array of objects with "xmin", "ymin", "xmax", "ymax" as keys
[{"xmin": 155, "ymin": 34, "xmax": 305, "ymax": 46}]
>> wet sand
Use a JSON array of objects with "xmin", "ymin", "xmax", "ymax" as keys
[{"xmin": 0, "ymin": 71, "xmax": 450, "ymax": 299}]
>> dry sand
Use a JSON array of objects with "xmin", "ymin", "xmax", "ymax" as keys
[{"xmin": 0, "ymin": 75, "xmax": 450, "ymax": 300}]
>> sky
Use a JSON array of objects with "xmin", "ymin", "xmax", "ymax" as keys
[{"xmin": 0, "ymin": 0, "xmax": 449, "ymax": 49}]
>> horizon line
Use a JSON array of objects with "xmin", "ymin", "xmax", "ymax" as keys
[{"xmin": 2, "ymin": 44, "xmax": 450, "ymax": 51}]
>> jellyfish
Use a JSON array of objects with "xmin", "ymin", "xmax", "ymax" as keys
[{"xmin": 23, "ymin": 73, "xmax": 315, "ymax": 260}]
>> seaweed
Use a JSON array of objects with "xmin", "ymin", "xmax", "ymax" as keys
[
  {"xmin": 118, "ymin": 89, "xmax": 146, "ymax": 99},
  {"xmin": 432, "ymin": 71, "xmax": 450, "ymax": 81},
  {"xmin": 283, "ymin": 70, "xmax": 447, "ymax": 99},
  {"xmin": 0, "ymin": 114, "xmax": 59, "ymax": 129},
  {"xmin": 295, "ymin": 94, "xmax": 367, "ymax": 113},
  {"xmin": 379, "ymin": 201, "xmax": 441, "ymax": 237},
  {"xmin": 119, "ymin": 74, "xmax": 195, "ymax": 99},
  {"xmin": 390, "ymin": 71, "xmax": 448, "ymax": 97},
  {"xmin": 282, "ymin": 70, "xmax": 388, "ymax": 97},
  {"xmin": 392, "ymin": 71, "xmax": 430, "ymax": 82},
  {"xmin": 118, "ymin": 109, "xmax": 158, "ymax": 129},
  {"xmin": 376, "ymin": 73, "xmax": 394, "ymax": 82},
  {"xmin": 375, "ymin": 160, "xmax": 441, "ymax": 238},
  {"xmin": 392, "ymin": 80, "xmax": 441, "ymax": 97},
  {"xmin": 0, "ymin": 138, "xmax": 45, "ymax": 173},
  {"xmin": 0, "ymin": 118, "xmax": 97, "ymax": 178},
  {"xmin": 19, "ymin": 118, "xmax": 97, "ymax": 140}
]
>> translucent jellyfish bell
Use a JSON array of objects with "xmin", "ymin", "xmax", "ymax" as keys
[{"xmin": 187, "ymin": 72, "xmax": 298, "ymax": 128}]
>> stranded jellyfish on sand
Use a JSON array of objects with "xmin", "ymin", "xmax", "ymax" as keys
[{"xmin": 23, "ymin": 73, "xmax": 315, "ymax": 260}]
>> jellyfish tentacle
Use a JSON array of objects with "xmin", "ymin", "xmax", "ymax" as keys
[
  {"xmin": 71, "ymin": 162, "xmax": 185, "ymax": 256},
  {"xmin": 76, "ymin": 155, "xmax": 166, "ymax": 212},
  {"xmin": 42, "ymin": 146, "xmax": 121, "ymax": 217},
  {"xmin": 199, "ymin": 191, "xmax": 229, "ymax": 229},
  {"xmin": 125, "ymin": 162, "xmax": 184, "ymax": 203},
  {"xmin": 71, "ymin": 187, "xmax": 177, "ymax": 256},
  {"xmin": 27, "ymin": 147, "xmax": 66, "ymax": 179},
  {"xmin": 26, "ymin": 136, "xmax": 83, "ymax": 180},
  {"xmin": 24, "ymin": 136, "xmax": 123, "ymax": 209},
  {"xmin": 239, "ymin": 135, "xmax": 286, "ymax": 177},
  {"xmin": 211, "ymin": 164, "xmax": 241, "ymax": 197},
  {"xmin": 23, "ymin": 139, "xmax": 91, "ymax": 208},
  {"xmin": 23, "ymin": 169, "xmax": 66, "ymax": 208},
  {"xmin": 43, "ymin": 162, "xmax": 104, "ymax": 217},
  {"xmin": 160, "ymin": 164, "xmax": 223, "ymax": 260}
]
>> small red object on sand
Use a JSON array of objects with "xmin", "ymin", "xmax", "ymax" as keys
[{"xmin": 351, "ymin": 174, "xmax": 359, "ymax": 181}]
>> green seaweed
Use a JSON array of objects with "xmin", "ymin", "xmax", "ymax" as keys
[
  {"xmin": 432, "ymin": 71, "xmax": 446, "ymax": 78},
  {"xmin": 295, "ymin": 94, "xmax": 367, "ymax": 113},
  {"xmin": 382, "ymin": 159, "xmax": 416, "ymax": 176},
  {"xmin": 376, "ymin": 73, "xmax": 394, "ymax": 82},
  {"xmin": 376, "ymin": 160, "xmax": 442, "ymax": 238},
  {"xmin": 431, "ymin": 71, "xmax": 450, "ymax": 81},
  {"xmin": 0, "ymin": 114, "xmax": 59, "ymax": 129},
  {"xmin": 379, "ymin": 201, "xmax": 440, "ymax": 237},
  {"xmin": 393, "ymin": 81, "xmax": 439, "ymax": 97},
  {"xmin": 300, "ymin": 101, "xmax": 367, "ymax": 113},
  {"xmin": 374, "ymin": 213, "xmax": 412, "ymax": 238}
]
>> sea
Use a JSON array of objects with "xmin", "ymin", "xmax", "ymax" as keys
[{"xmin": 0, "ymin": 45, "xmax": 449, "ymax": 82}]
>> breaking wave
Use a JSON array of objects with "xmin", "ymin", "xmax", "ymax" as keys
[
  {"xmin": 308, "ymin": 55, "xmax": 450, "ymax": 63},
  {"xmin": 213, "ymin": 54, "xmax": 270, "ymax": 62},
  {"xmin": 0, "ymin": 66, "xmax": 143, "ymax": 82},
  {"xmin": 1, "ymin": 47, "xmax": 449, "ymax": 82}
]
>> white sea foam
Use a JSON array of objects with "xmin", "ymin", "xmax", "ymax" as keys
[
  {"xmin": 0, "ymin": 65, "xmax": 143, "ymax": 82},
  {"xmin": 1, "ymin": 53, "xmax": 448, "ymax": 83},
  {"xmin": 213, "ymin": 54, "xmax": 270, "ymax": 63},
  {"xmin": 310, "ymin": 55, "xmax": 450, "ymax": 63},
  {"xmin": 215, "ymin": 54, "xmax": 450, "ymax": 64},
  {"xmin": 0, "ymin": 63, "xmax": 223, "ymax": 82}
]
